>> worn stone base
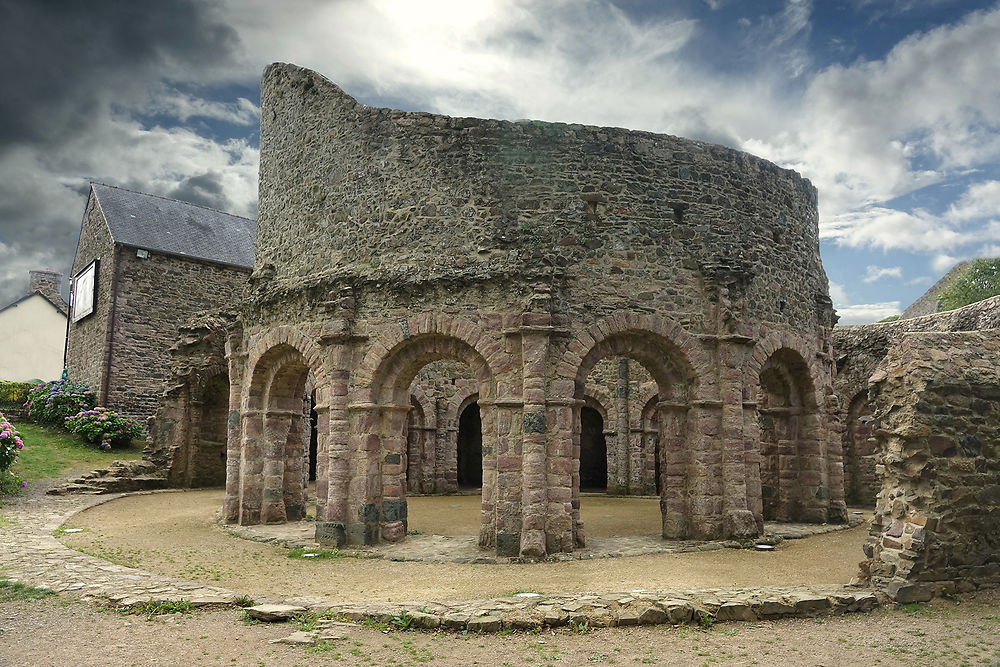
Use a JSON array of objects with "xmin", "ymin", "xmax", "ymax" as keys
[{"xmin": 293, "ymin": 586, "xmax": 885, "ymax": 632}]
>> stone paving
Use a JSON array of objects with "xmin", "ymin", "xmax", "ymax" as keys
[{"xmin": 0, "ymin": 487, "xmax": 880, "ymax": 632}]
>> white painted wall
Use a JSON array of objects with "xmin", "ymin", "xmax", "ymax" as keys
[{"xmin": 0, "ymin": 294, "xmax": 66, "ymax": 381}]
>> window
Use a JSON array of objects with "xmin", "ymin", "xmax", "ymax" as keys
[{"xmin": 71, "ymin": 259, "xmax": 98, "ymax": 322}]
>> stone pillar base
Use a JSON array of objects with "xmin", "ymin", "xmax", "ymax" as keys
[
  {"xmin": 315, "ymin": 521, "xmax": 346, "ymax": 547},
  {"xmin": 724, "ymin": 509, "xmax": 760, "ymax": 539},
  {"xmin": 496, "ymin": 531, "xmax": 520, "ymax": 557}
]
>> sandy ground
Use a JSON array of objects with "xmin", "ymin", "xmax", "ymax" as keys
[
  {"xmin": 1, "ymin": 589, "xmax": 998, "ymax": 666},
  {"xmin": 56, "ymin": 490, "xmax": 870, "ymax": 602}
]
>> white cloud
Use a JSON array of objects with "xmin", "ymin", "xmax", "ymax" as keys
[
  {"xmin": 143, "ymin": 88, "xmax": 260, "ymax": 126},
  {"xmin": 932, "ymin": 253, "xmax": 959, "ymax": 273},
  {"xmin": 836, "ymin": 302, "xmax": 902, "ymax": 326},
  {"xmin": 830, "ymin": 279, "xmax": 900, "ymax": 325},
  {"xmin": 945, "ymin": 180, "xmax": 1000, "ymax": 222},
  {"xmin": 863, "ymin": 265, "xmax": 902, "ymax": 282}
]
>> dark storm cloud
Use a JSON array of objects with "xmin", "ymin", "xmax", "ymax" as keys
[
  {"xmin": 169, "ymin": 172, "xmax": 233, "ymax": 212},
  {"xmin": 0, "ymin": 0, "xmax": 241, "ymax": 146},
  {"xmin": 0, "ymin": 0, "xmax": 247, "ymax": 306}
]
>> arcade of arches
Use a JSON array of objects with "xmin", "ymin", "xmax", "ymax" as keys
[{"xmin": 217, "ymin": 315, "xmax": 847, "ymax": 559}]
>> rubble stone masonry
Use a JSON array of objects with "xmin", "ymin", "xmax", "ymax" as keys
[
  {"xmin": 861, "ymin": 330, "xmax": 1000, "ymax": 601},
  {"xmin": 224, "ymin": 63, "xmax": 844, "ymax": 558}
]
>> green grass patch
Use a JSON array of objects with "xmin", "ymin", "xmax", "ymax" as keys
[
  {"xmin": 287, "ymin": 547, "xmax": 354, "ymax": 560},
  {"xmin": 0, "ymin": 579, "xmax": 56, "ymax": 602},
  {"xmin": 9, "ymin": 421, "xmax": 142, "ymax": 481},
  {"xmin": 119, "ymin": 599, "xmax": 193, "ymax": 617}
]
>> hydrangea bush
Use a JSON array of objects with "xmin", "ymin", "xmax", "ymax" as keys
[
  {"xmin": 0, "ymin": 416, "xmax": 26, "ymax": 494},
  {"xmin": 64, "ymin": 407, "xmax": 141, "ymax": 450},
  {"xmin": 23, "ymin": 379, "xmax": 96, "ymax": 425}
]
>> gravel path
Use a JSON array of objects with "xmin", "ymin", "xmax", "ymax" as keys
[{"xmin": 55, "ymin": 489, "xmax": 869, "ymax": 602}]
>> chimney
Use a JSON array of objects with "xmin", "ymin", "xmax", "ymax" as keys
[{"xmin": 28, "ymin": 269, "xmax": 64, "ymax": 307}]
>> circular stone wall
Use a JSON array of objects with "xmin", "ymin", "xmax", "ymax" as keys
[{"xmin": 225, "ymin": 63, "xmax": 844, "ymax": 559}]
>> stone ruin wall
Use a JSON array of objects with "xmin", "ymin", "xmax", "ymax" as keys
[
  {"xmin": 833, "ymin": 294, "xmax": 1000, "ymax": 506},
  {"xmin": 860, "ymin": 330, "xmax": 1000, "ymax": 601},
  {"xmin": 223, "ymin": 63, "xmax": 843, "ymax": 558}
]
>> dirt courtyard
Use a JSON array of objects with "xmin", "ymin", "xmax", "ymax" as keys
[{"xmin": 57, "ymin": 489, "xmax": 869, "ymax": 603}]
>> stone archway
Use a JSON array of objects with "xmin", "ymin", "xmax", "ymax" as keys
[
  {"xmin": 570, "ymin": 324, "xmax": 699, "ymax": 543},
  {"xmin": 237, "ymin": 344, "xmax": 314, "ymax": 525},
  {"xmin": 346, "ymin": 329, "xmax": 500, "ymax": 548},
  {"xmin": 756, "ymin": 347, "xmax": 822, "ymax": 523},
  {"xmin": 190, "ymin": 373, "xmax": 229, "ymax": 487}
]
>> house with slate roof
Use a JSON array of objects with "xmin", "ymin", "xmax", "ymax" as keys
[
  {"xmin": 0, "ymin": 270, "xmax": 68, "ymax": 382},
  {"xmin": 65, "ymin": 183, "xmax": 255, "ymax": 429}
]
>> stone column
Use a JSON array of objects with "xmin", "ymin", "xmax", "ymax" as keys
[
  {"xmin": 658, "ymin": 402, "xmax": 689, "ymax": 538},
  {"xmin": 236, "ymin": 408, "xmax": 264, "ymax": 525},
  {"xmin": 719, "ymin": 337, "xmax": 759, "ymax": 538},
  {"xmin": 378, "ymin": 403, "xmax": 410, "ymax": 542},
  {"xmin": 609, "ymin": 358, "xmax": 630, "ymax": 495},
  {"xmin": 686, "ymin": 400, "xmax": 725, "ymax": 539},
  {"xmin": 742, "ymin": 396, "xmax": 764, "ymax": 533},
  {"xmin": 519, "ymin": 322, "xmax": 550, "ymax": 558},
  {"xmin": 490, "ymin": 397, "xmax": 524, "ymax": 555},
  {"xmin": 222, "ymin": 339, "xmax": 247, "ymax": 523},
  {"xmin": 316, "ymin": 291, "xmax": 359, "ymax": 546},
  {"xmin": 545, "ymin": 395, "xmax": 578, "ymax": 553},
  {"xmin": 476, "ymin": 400, "xmax": 500, "ymax": 549},
  {"xmin": 518, "ymin": 286, "xmax": 557, "ymax": 558},
  {"xmin": 343, "ymin": 402, "xmax": 381, "ymax": 545}
]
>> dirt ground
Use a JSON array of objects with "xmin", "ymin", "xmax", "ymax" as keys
[
  {"xmin": 2, "ymin": 589, "xmax": 998, "ymax": 666},
  {"xmin": 56, "ymin": 490, "xmax": 869, "ymax": 602}
]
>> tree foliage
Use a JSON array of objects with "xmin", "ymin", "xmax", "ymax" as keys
[{"xmin": 938, "ymin": 258, "xmax": 1000, "ymax": 311}]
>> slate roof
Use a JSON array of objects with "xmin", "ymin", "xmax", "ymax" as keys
[{"xmin": 91, "ymin": 183, "xmax": 256, "ymax": 269}]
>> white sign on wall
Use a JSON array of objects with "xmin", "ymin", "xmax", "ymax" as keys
[{"xmin": 72, "ymin": 259, "xmax": 98, "ymax": 322}]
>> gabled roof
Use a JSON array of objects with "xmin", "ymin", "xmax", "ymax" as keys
[
  {"xmin": 91, "ymin": 183, "xmax": 256, "ymax": 269},
  {"xmin": 0, "ymin": 291, "xmax": 67, "ymax": 317}
]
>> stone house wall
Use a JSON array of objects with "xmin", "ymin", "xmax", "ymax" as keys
[
  {"xmin": 66, "ymin": 195, "xmax": 250, "ymax": 430},
  {"xmin": 223, "ymin": 63, "xmax": 844, "ymax": 559},
  {"xmin": 832, "ymin": 294, "xmax": 1000, "ymax": 506},
  {"xmin": 66, "ymin": 196, "xmax": 118, "ymax": 394},
  {"xmin": 860, "ymin": 330, "xmax": 1000, "ymax": 601}
]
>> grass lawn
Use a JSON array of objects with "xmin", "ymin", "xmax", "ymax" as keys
[{"xmin": 8, "ymin": 421, "xmax": 143, "ymax": 482}]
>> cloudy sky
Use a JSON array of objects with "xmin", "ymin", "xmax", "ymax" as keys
[{"xmin": 1, "ymin": 0, "xmax": 998, "ymax": 324}]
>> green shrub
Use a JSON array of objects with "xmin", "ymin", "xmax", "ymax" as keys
[
  {"xmin": 0, "ymin": 381, "xmax": 36, "ymax": 413},
  {"xmin": 64, "ymin": 407, "xmax": 141, "ymax": 450},
  {"xmin": 938, "ymin": 258, "xmax": 1000, "ymax": 311},
  {"xmin": 23, "ymin": 379, "xmax": 96, "ymax": 425},
  {"xmin": 0, "ymin": 416, "xmax": 26, "ymax": 494}
]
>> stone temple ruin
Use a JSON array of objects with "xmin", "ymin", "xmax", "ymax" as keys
[
  {"xmin": 65, "ymin": 62, "xmax": 1000, "ymax": 597},
  {"xmin": 168, "ymin": 62, "xmax": 846, "ymax": 560}
]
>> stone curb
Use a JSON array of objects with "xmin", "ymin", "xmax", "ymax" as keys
[{"xmin": 285, "ymin": 586, "xmax": 886, "ymax": 633}]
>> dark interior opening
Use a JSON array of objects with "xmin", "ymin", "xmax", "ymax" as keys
[
  {"xmin": 309, "ymin": 390, "xmax": 318, "ymax": 482},
  {"xmin": 456, "ymin": 402, "xmax": 482, "ymax": 488},
  {"xmin": 580, "ymin": 406, "xmax": 608, "ymax": 491}
]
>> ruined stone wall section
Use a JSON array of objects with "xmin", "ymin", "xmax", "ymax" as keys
[
  {"xmin": 255, "ymin": 63, "xmax": 828, "ymax": 333},
  {"xmin": 832, "ymin": 294, "xmax": 1000, "ymax": 506},
  {"xmin": 862, "ymin": 331, "xmax": 1000, "ymax": 601},
  {"xmin": 66, "ymin": 198, "xmax": 117, "ymax": 394}
]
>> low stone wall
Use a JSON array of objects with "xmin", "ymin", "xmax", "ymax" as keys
[{"xmin": 860, "ymin": 330, "xmax": 1000, "ymax": 601}]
